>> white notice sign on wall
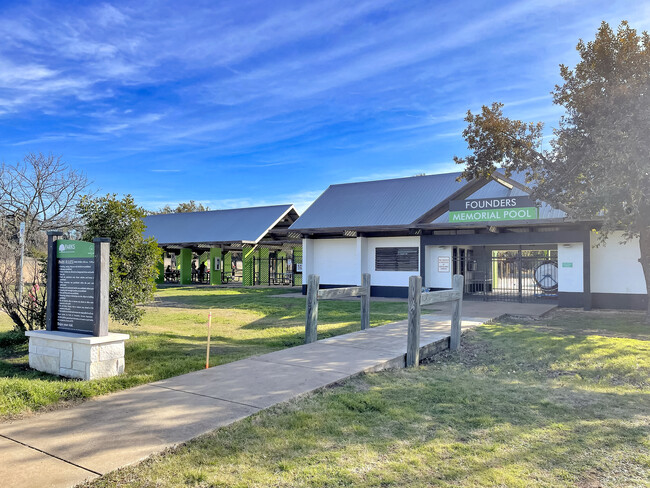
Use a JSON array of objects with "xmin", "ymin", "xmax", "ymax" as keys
[{"xmin": 438, "ymin": 256, "xmax": 451, "ymax": 273}]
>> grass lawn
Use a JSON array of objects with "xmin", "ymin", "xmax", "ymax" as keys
[
  {"xmin": 0, "ymin": 286, "xmax": 407, "ymax": 419},
  {"xmin": 83, "ymin": 310, "xmax": 650, "ymax": 488}
]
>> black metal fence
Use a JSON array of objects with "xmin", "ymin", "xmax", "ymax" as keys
[
  {"xmin": 453, "ymin": 248, "xmax": 558, "ymax": 303},
  {"xmin": 252, "ymin": 257, "xmax": 296, "ymax": 286}
]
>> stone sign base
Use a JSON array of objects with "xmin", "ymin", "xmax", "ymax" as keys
[{"xmin": 26, "ymin": 330, "xmax": 130, "ymax": 381}]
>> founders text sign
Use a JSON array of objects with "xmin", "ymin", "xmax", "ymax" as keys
[
  {"xmin": 56, "ymin": 240, "xmax": 95, "ymax": 334},
  {"xmin": 449, "ymin": 196, "xmax": 538, "ymax": 223}
]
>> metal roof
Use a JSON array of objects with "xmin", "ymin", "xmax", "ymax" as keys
[
  {"xmin": 290, "ymin": 172, "xmax": 467, "ymax": 230},
  {"xmin": 290, "ymin": 170, "xmax": 566, "ymax": 232},
  {"xmin": 143, "ymin": 204, "xmax": 297, "ymax": 245}
]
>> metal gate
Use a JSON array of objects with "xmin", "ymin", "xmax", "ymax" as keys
[
  {"xmin": 454, "ymin": 247, "xmax": 558, "ymax": 303},
  {"xmin": 252, "ymin": 257, "xmax": 294, "ymax": 286}
]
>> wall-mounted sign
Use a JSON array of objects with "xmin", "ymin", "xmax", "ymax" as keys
[
  {"xmin": 437, "ymin": 256, "xmax": 450, "ymax": 273},
  {"xmin": 46, "ymin": 234, "xmax": 110, "ymax": 337},
  {"xmin": 449, "ymin": 196, "xmax": 538, "ymax": 223},
  {"xmin": 295, "ymin": 263, "xmax": 303, "ymax": 273},
  {"xmin": 213, "ymin": 257, "xmax": 221, "ymax": 270},
  {"xmin": 562, "ymin": 262, "xmax": 573, "ymax": 268}
]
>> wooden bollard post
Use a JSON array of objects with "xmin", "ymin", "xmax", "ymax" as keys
[
  {"xmin": 406, "ymin": 275, "xmax": 422, "ymax": 367},
  {"xmin": 206, "ymin": 312, "xmax": 212, "ymax": 368},
  {"xmin": 450, "ymin": 274, "xmax": 464, "ymax": 351},
  {"xmin": 305, "ymin": 274, "xmax": 320, "ymax": 344},
  {"xmin": 360, "ymin": 273, "xmax": 370, "ymax": 330}
]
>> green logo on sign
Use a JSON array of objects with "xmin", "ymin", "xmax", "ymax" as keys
[
  {"xmin": 562, "ymin": 262, "xmax": 573, "ymax": 268},
  {"xmin": 56, "ymin": 239, "xmax": 95, "ymax": 258}
]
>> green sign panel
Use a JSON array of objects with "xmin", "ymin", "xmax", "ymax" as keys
[
  {"xmin": 562, "ymin": 262, "xmax": 573, "ymax": 268},
  {"xmin": 450, "ymin": 207, "xmax": 538, "ymax": 222},
  {"xmin": 56, "ymin": 239, "xmax": 95, "ymax": 258},
  {"xmin": 449, "ymin": 196, "xmax": 539, "ymax": 223}
]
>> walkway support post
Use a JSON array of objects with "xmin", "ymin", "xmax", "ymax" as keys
[
  {"xmin": 179, "ymin": 248, "xmax": 192, "ymax": 285},
  {"xmin": 450, "ymin": 274, "xmax": 464, "ymax": 351},
  {"xmin": 155, "ymin": 258, "xmax": 164, "ymax": 284},
  {"xmin": 305, "ymin": 274, "xmax": 320, "ymax": 344},
  {"xmin": 361, "ymin": 273, "xmax": 371, "ymax": 330},
  {"xmin": 242, "ymin": 246, "xmax": 255, "ymax": 286},
  {"xmin": 406, "ymin": 275, "xmax": 422, "ymax": 368},
  {"xmin": 209, "ymin": 247, "xmax": 222, "ymax": 285}
]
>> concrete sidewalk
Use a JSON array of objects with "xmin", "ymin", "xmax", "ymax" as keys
[{"xmin": 0, "ymin": 302, "xmax": 554, "ymax": 488}]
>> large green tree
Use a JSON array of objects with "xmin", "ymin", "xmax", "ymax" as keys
[
  {"xmin": 454, "ymin": 21, "xmax": 650, "ymax": 319},
  {"xmin": 78, "ymin": 194, "xmax": 161, "ymax": 325}
]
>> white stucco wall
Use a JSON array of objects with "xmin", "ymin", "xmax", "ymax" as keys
[
  {"xmin": 590, "ymin": 232, "xmax": 646, "ymax": 294},
  {"xmin": 366, "ymin": 236, "xmax": 420, "ymax": 287},
  {"xmin": 557, "ymin": 243, "xmax": 583, "ymax": 293},
  {"xmin": 304, "ymin": 236, "xmax": 421, "ymax": 287},
  {"xmin": 425, "ymin": 245, "xmax": 452, "ymax": 288},
  {"xmin": 311, "ymin": 238, "xmax": 359, "ymax": 285}
]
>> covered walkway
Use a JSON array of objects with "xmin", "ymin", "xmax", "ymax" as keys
[{"xmin": 143, "ymin": 205, "xmax": 303, "ymax": 287}]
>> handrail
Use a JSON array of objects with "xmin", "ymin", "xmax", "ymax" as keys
[
  {"xmin": 407, "ymin": 274, "xmax": 464, "ymax": 367},
  {"xmin": 305, "ymin": 273, "xmax": 371, "ymax": 343}
]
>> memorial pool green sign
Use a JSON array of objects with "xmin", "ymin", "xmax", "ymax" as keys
[{"xmin": 449, "ymin": 196, "xmax": 538, "ymax": 223}]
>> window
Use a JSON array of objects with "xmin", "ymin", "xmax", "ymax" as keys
[{"xmin": 375, "ymin": 247, "xmax": 419, "ymax": 271}]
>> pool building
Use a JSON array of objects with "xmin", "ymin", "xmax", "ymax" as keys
[{"xmin": 289, "ymin": 171, "xmax": 647, "ymax": 310}]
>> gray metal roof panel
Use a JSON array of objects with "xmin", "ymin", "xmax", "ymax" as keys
[
  {"xmin": 290, "ymin": 172, "xmax": 466, "ymax": 230},
  {"xmin": 143, "ymin": 204, "xmax": 295, "ymax": 245}
]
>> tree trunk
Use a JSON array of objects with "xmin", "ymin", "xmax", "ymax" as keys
[{"xmin": 639, "ymin": 225, "xmax": 650, "ymax": 323}]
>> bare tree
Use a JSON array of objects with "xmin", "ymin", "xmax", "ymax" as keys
[{"xmin": 0, "ymin": 153, "xmax": 90, "ymax": 331}]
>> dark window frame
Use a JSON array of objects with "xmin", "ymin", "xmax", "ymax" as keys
[{"xmin": 375, "ymin": 247, "xmax": 419, "ymax": 272}]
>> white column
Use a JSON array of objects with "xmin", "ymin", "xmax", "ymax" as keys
[
  {"xmin": 356, "ymin": 236, "xmax": 368, "ymax": 285},
  {"xmin": 302, "ymin": 238, "xmax": 314, "ymax": 278}
]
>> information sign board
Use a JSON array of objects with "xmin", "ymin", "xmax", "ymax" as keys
[
  {"xmin": 56, "ymin": 240, "xmax": 95, "ymax": 334},
  {"xmin": 46, "ymin": 234, "xmax": 110, "ymax": 337}
]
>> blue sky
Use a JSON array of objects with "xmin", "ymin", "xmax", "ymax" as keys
[{"xmin": 0, "ymin": 1, "xmax": 648, "ymax": 212}]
